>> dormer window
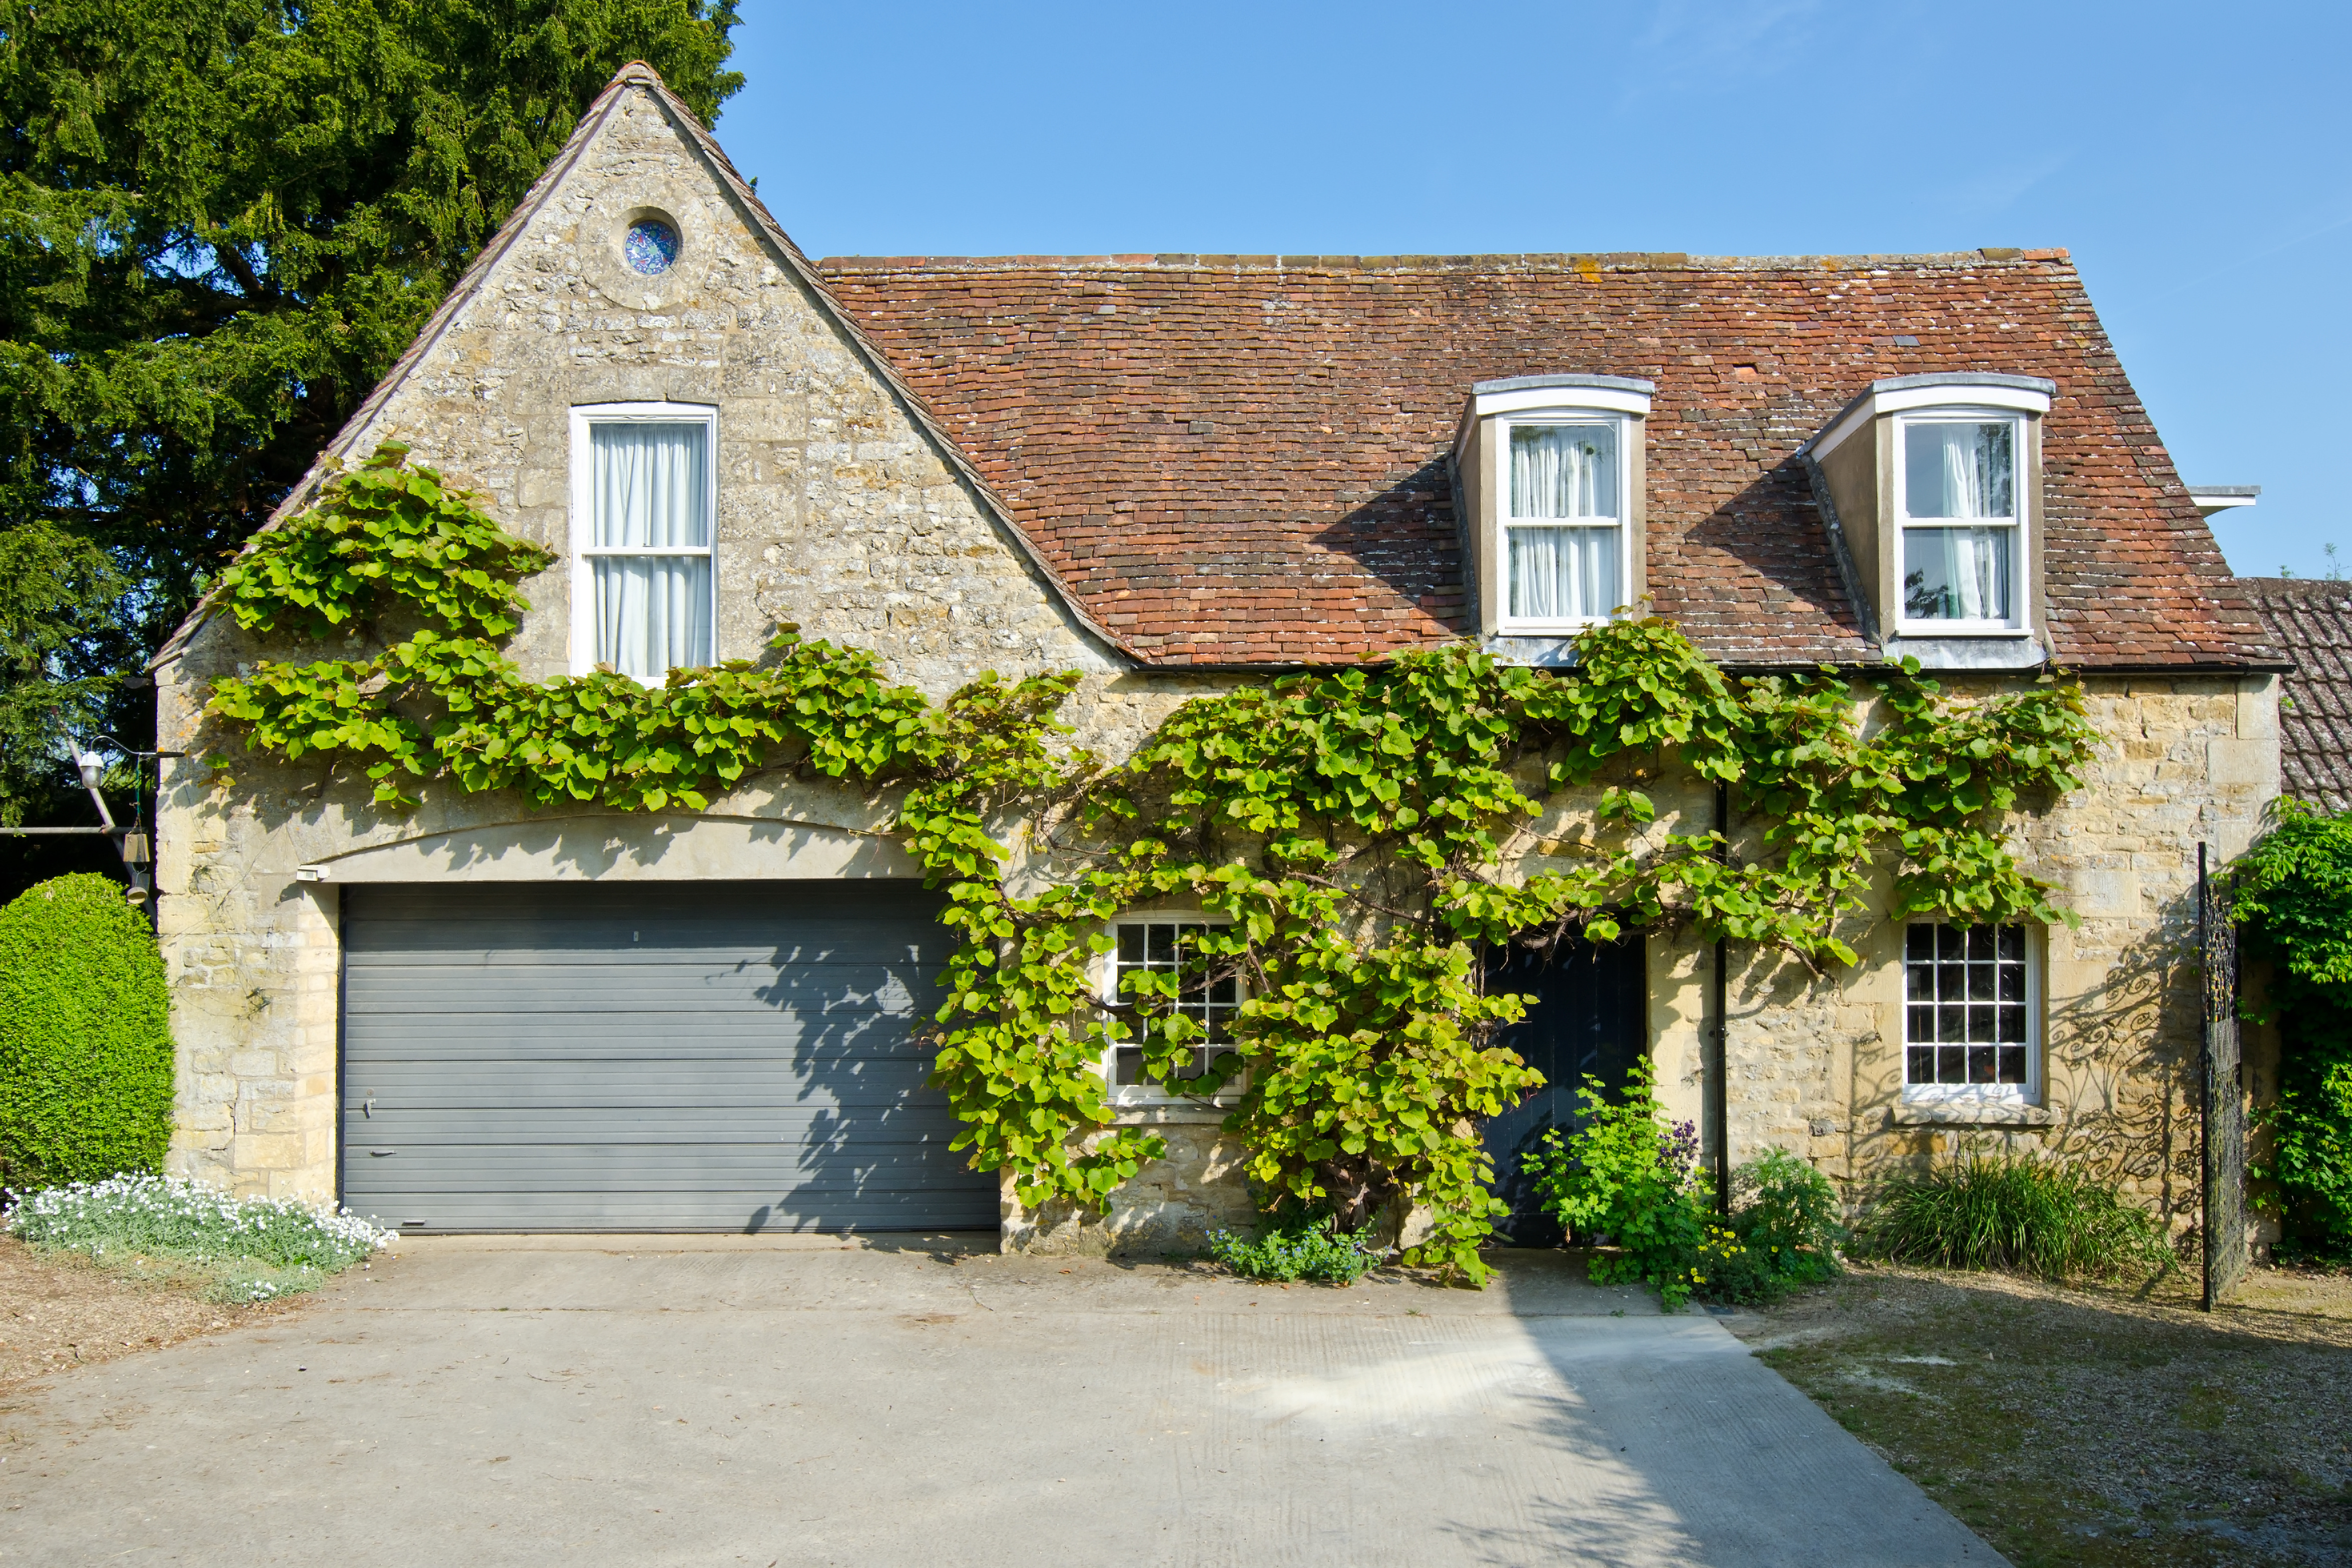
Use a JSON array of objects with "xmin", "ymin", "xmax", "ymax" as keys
[
  {"xmin": 1805, "ymin": 373, "xmax": 2053, "ymax": 658},
  {"xmin": 1898, "ymin": 414, "xmax": 2021, "ymax": 628},
  {"xmin": 1456, "ymin": 374, "xmax": 1653, "ymax": 642},
  {"xmin": 1506, "ymin": 417, "xmax": 1627, "ymax": 624}
]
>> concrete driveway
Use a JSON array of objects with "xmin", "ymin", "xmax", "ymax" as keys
[{"xmin": 0, "ymin": 1239, "xmax": 2001, "ymax": 1567}]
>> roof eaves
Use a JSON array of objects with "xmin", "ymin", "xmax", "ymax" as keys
[{"xmin": 2072, "ymin": 659, "xmax": 2295, "ymax": 675}]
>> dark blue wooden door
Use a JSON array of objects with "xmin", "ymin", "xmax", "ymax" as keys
[{"xmin": 1482, "ymin": 936, "xmax": 1647, "ymax": 1245}]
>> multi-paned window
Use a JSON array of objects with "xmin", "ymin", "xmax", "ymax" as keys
[
  {"xmin": 1503, "ymin": 417, "xmax": 1626, "ymax": 627},
  {"xmin": 1101, "ymin": 920, "xmax": 1240, "ymax": 1099},
  {"xmin": 1898, "ymin": 413, "xmax": 2022, "ymax": 629},
  {"xmin": 1904, "ymin": 923, "xmax": 2034, "ymax": 1094},
  {"xmin": 570, "ymin": 403, "xmax": 718, "ymax": 680}
]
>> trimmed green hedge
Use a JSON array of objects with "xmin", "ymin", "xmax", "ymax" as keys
[{"xmin": 0, "ymin": 873, "xmax": 174, "ymax": 1187}]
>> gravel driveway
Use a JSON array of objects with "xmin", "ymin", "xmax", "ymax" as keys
[{"xmin": 0, "ymin": 1238, "xmax": 2001, "ymax": 1567}]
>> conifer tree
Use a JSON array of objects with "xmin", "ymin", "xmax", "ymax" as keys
[{"xmin": 0, "ymin": 0, "xmax": 742, "ymax": 869}]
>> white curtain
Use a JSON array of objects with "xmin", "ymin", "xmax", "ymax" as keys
[
  {"xmin": 1508, "ymin": 527, "xmax": 1620, "ymax": 620},
  {"xmin": 1909, "ymin": 527, "xmax": 2012, "ymax": 621},
  {"xmin": 1901, "ymin": 422, "xmax": 2015, "ymax": 621},
  {"xmin": 1943, "ymin": 432, "xmax": 1983, "ymax": 518},
  {"xmin": 594, "ymin": 557, "xmax": 712, "ymax": 678},
  {"xmin": 1508, "ymin": 424, "xmax": 1619, "ymax": 619},
  {"xmin": 1510, "ymin": 424, "xmax": 1616, "ymax": 520},
  {"xmin": 590, "ymin": 422, "xmax": 711, "ymax": 678}
]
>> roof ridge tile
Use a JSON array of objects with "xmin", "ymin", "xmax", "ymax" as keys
[{"xmin": 815, "ymin": 247, "xmax": 2070, "ymax": 276}]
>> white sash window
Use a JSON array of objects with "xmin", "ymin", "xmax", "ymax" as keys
[
  {"xmin": 570, "ymin": 404, "xmax": 717, "ymax": 679},
  {"xmin": 1503, "ymin": 418, "xmax": 1627, "ymax": 627},
  {"xmin": 1903, "ymin": 922, "xmax": 2038, "ymax": 1101},
  {"xmin": 1898, "ymin": 414, "xmax": 2022, "ymax": 630},
  {"xmin": 1100, "ymin": 919, "xmax": 1243, "ymax": 1105}
]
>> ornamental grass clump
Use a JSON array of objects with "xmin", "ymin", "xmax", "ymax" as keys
[
  {"xmin": 1865, "ymin": 1154, "xmax": 2170, "ymax": 1282},
  {"xmin": 1207, "ymin": 1212, "xmax": 1384, "ymax": 1285},
  {"xmin": 3, "ymin": 1174, "xmax": 393, "ymax": 1303}
]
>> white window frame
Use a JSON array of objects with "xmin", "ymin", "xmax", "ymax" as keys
[
  {"xmin": 1900, "ymin": 921, "xmax": 2041, "ymax": 1104},
  {"xmin": 1892, "ymin": 407, "xmax": 2029, "ymax": 638},
  {"xmin": 1496, "ymin": 410, "xmax": 1634, "ymax": 635},
  {"xmin": 567, "ymin": 401, "xmax": 721, "ymax": 680},
  {"xmin": 1098, "ymin": 917, "xmax": 1244, "ymax": 1108}
]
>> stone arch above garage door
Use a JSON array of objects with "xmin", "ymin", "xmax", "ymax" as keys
[{"xmin": 299, "ymin": 813, "xmax": 920, "ymax": 884}]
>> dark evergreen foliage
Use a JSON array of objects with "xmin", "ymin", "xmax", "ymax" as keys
[{"xmin": 0, "ymin": 0, "xmax": 742, "ymax": 867}]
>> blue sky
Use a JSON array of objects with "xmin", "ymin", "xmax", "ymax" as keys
[{"xmin": 721, "ymin": 1, "xmax": 2345, "ymax": 579}]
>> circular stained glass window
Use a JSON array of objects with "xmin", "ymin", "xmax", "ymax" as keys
[{"xmin": 623, "ymin": 217, "xmax": 680, "ymax": 275}]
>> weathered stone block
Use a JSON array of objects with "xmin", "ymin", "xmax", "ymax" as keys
[
  {"xmin": 2207, "ymin": 738, "xmax": 2274, "ymax": 787},
  {"xmin": 1001, "ymin": 1122, "xmax": 1253, "ymax": 1256}
]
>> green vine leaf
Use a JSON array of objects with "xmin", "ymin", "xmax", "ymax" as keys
[
  {"xmin": 202, "ymin": 475, "xmax": 2103, "ymax": 1283},
  {"xmin": 215, "ymin": 444, "xmax": 560, "ymax": 641}
]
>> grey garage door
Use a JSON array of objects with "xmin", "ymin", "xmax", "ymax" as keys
[{"xmin": 339, "ymin": 881, "xmax": 996, "ymax": 1232}]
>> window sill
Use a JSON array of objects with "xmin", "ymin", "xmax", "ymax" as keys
[
  {"xmin": 1104, "ymin": 1099, "xmax": 1234, "ymax": 1125},
  {"xmin": 1495, "ymin": 620, "xmax": 1612, "ymax": 638},
  {"xmin": 1879, "ymin": 633, "xmax": 2047, "ymax": 672},
  {"xmin": 1893, "ymin": 1100, "xmax": 2053, "ymax": 1128},
  {"xmin": 569, "ymin": 671, "xmax": 687, "ymax": 688},
  {"xmin": 1890, "ymin": 625, "xmax": 2034, "ymax": 640}
]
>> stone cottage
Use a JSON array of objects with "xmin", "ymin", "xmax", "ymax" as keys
[{"xmin": 149, "ymin": 63, "xmax": 2284, "ymax": 1249}]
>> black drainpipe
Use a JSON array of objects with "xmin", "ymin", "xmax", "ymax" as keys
[{"xmin": 1710, "ymin": 780, "xmax": 1731, "ymax": 1215}]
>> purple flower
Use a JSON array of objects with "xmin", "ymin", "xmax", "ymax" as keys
[{"xmin": 1659, "ymin": 1120, "xmax": 1700, "ymax": 1183}]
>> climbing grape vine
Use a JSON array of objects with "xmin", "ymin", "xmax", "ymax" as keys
[{"xmin": 205, "ymin": 446, "xmax": 2102, "ymax": 1281}]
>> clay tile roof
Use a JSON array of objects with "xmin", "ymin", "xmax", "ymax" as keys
[
  {"xmin": 2244, "ymin": 577, "xmax": 2352, "ymax": 808},
  {"xmin": 816, "ymin": 251, "xmax": 2280, "ymax": 670}
]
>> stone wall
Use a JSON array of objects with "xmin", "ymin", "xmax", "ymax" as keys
[
  {"xmin": 1704, "ymin": 673, "xmax": 2281, "ymax": 1234},
  {"xmin": 375, "ymin": 86, "xmax": 1113, "ymax": 696},
  {"xmin": 1008, "ymin": 671, "xmax": 2279, "ymax": 1254},
  {"xmin": 1001, "ymin": 1118, "xmax": 1255, "ymax": 1258}
]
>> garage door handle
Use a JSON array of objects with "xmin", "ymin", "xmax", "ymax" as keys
[{"xmin": 367, "ymin": 1149, "xmax": 397, "ymax": 1157}]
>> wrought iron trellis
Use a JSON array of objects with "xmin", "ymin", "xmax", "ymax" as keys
[{"xmin": 2199, "ymin": 842, "xmax": 2247, "ymax": 1310}]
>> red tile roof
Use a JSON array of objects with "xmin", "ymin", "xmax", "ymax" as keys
[{"xmin": 817, "ymin": 250, "xmax": 2280, "ymax": 670}]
